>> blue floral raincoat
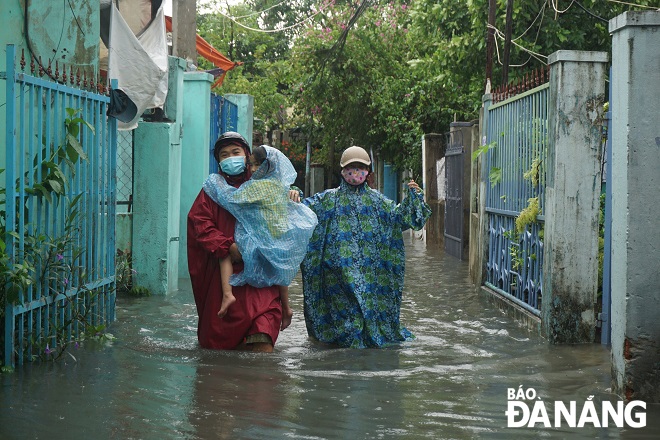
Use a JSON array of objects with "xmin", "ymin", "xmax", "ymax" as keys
[{"xmin": 301, "ymin": 180, "xmax": 432, "ymax": 348}]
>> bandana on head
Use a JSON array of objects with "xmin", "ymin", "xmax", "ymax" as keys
[{"xmin": 341, "ymin": 167, "xmax": 369, "ymax": 186}]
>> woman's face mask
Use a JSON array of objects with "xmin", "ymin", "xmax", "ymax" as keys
[
  {"xmin": 341, "ymin": 166, "xmax": 369, "ymax": 186},
  {"xmin": 220, "ymin": 156, "xmax": 246, "ymax": 175}
]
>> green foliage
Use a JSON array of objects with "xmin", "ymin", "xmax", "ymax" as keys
[
  {"xmin": 489, "ymin": 167, "xmax": 502, "ymax": 187},
  {"xmin": 523, "ymin": 157, "xmax": 542, "ymax": 187},
  {"xmin": 516, "ymin": 197, "xmax": 540, "ymax": 234},
  {"xmin": 196, "ymin": 2, "xmax": 296, "ymax": 131},
  {"xmin": 127, "ymin": 286, "xmax": 152, "ymax": 297},
  {"xmin": 472, "ymin": 141, "xmax": 496, "ymax": 162}
]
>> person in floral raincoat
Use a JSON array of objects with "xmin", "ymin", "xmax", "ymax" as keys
[{"xmin": 293, "ymin": 146, "xmax": 432, "ymax": 348}]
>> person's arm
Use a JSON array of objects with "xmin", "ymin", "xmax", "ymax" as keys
[
  {"xmin": 188, "ymin": 190, "xmax": 237, "ymax": 260},
  {"xmin": 393, "ymin": 180, "xmax": 432, "ymax": 231}
]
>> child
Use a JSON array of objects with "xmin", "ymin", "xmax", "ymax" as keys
[{"xmin": 203, "ymin": 145, "xmax": 317, "ymax": 331}]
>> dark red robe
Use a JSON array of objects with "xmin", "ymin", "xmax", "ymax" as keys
[{"xmin": 187, "ymin": 189, "xmax": 281, "ymax": 349}]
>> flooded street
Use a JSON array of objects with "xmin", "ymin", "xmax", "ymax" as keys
[{"xmin": 2, "ymin": 235, "xmax": 659, "ymax": 439}]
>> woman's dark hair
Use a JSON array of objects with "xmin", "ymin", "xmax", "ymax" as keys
[{"xmin": 251, "ymin": 145, "xmax": 268, "ymax": 165}]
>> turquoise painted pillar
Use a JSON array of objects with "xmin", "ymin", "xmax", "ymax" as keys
[
  {"xmin": 131, "ymin": 56, "xmax": 186, "ymax": 295},
  {"xmin": 133, "ymin": 123, "xmax": 182, "ymax": 295},
  {"xmin": 179, "ymin": 72, "xmax": 213, "ymax": 278},
  {"xmin": 609, "ymin": 11, "xmax": 660, "ymax": 402},
  {"xmin": 542, "ymin": 50, "xmax": 608, "ymax": 343},
  {"xmin": 224, "ymin": 94, "xmax": 254, "ymax": 147}
]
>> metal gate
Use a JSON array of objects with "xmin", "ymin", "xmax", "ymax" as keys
[
  {"xmin": 209, "ymin": 94, "xmax": 238, "ymax": 173},
  {"xmin": 2, "ymin": 44, "xmax": 117, "ymax": 367},
  {"xmin": 444, "ymin": 131, "xmax": 464, "ymax": 259}
]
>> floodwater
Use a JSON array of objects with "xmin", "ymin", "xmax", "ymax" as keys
[{"xmin": 1, "ymin": 234, "xmax": 659, "ymax": 439}]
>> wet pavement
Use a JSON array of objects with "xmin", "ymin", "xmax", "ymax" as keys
[{"xmin": 1, "ymin": 234, "xmax": 659, "ymax": 439}]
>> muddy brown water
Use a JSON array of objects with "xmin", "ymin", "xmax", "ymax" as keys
[{"xmin": 2, "ymin": 235, "xmax": 659, "ymax": 439}]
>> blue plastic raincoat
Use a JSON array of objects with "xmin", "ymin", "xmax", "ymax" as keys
[{"xmin": 203, "ymin": 146, "xmax": 318, "ymax": 288}]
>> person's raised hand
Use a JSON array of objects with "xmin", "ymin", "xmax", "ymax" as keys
[
  {"xmin": 288, "ymin": 189, "xmax": 301, "ymax": 203},
  {"xmin": 407, "ymin": 180, "xmax": 421, "ymax": 193}
]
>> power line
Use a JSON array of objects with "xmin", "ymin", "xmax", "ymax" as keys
[
  {"xmin": 215, "ymin": 4, "xmax": 327, "ymax": 34},
  {"xmin": 573, "ymin": 1, "xmax": 608, "ymax": 23},
  {"xmin": 231, "ymin": 0, "xmax": 289, "ymax": 19},
  {"xmin": 606, "ymin": 0, "xmax": 660, "ymax": 9}
]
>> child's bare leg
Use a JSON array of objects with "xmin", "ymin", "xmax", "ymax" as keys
[
  {"xmin": 279, "ymin": 285, "xmax": 293, "ymax": 330},
  {"xmin": 217, "ymin": 257, "xmax": 236, "ymax": 318}
]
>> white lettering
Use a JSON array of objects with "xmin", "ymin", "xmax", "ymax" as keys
[
  {"xmin": 525, "ymin": 388, "xmax": 537, "ymax": 400},
  {"xmin": 601, "ymin": 401, "xmax": 624, "ymax": 427},
  {"xmin": 625, "ymin": 401, "xmax": 647, "ymax": 428},
  {"xmin": 578, "ymin": 400, "xmax": 601, "ymax": 427},
  {"xmin": 516, "ymin": 386, "xmax": 526, "ymax": 400},
  {"xmin": 527, "ymin": 401, "xmax": 551, "ymax": 427},
  {"xmin": 506, "ymin": 401, "xmax": 529, "ymax": 427},
  {"xmin": 554, "ymin": 401, "xmax": 576, "ymax": 428},
  {"xmin": 507, "ymin": 388, "xmax": 516, "ymax": 400}
]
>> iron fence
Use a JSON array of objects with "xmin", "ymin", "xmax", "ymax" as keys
[{"xmin": 2, "ymin": 44, "xmax": 117, "ymax": 367}]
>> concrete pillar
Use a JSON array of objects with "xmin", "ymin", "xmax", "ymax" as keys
[
  {"xmin": 470, "ymin": 101, "xmax": 489, "ymax": 286},
  {"xmin": 609, "ymin": 11, "xmax": 660, "ymax": 402},
  {"xmin": 179, "ymin": 72, "xmax": 213, "ymax": 278},
  {"xmin": 131, "ymin": 56, "xmax": 186, "ymax": 295},
  {"xmin": 164, "ymin": 57, "xmax": 187, "ymax": 121},
  {"xmin": 224, "ymin": 94, "xmax": 254, "ymax": 148},
  {"xmin": 542, "ymin": 50, "xmax": 608, "ymax": 343},
  {"xmin": 132, "ymin": 123, "xmax": 182, "ymax": 294},
  {"xmin": 172, "ymin": 0, "xmax": 197, "ymax": 63},
  {"xmin": 422, "ymin": 134, "xmax": 446, "ymax": 248}
]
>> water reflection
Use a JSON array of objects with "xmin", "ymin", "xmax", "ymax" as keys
[{"xmin": 1, "ymin": 234, "xmax": 659, "ymax": 439}]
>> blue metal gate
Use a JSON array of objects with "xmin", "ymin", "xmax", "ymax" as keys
[
  {"xmin": 483, "ymin": 82, "xmax": 548, "ymax": 316},
  {"xmin": 209, "ymin": 93, "xmax": 238, "ymax": 173},
  {"xmin": 2, "ymin": 44, "xmax": 117, "ymax": 367}
]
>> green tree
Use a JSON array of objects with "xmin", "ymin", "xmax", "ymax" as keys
[
  {"xmin": 288, "ymin": 1, "xmax": 424, "ymax": 175},
  {"xmin": 196, "ymin": 1, "xmax": 296, "ymax": 131}
]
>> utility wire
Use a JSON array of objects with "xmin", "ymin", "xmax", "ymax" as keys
[
  {"xmin": 606, "ymin": 0, "xmax": 660, "ymax": 9},
  {"xmin": 231, "ymin": 0, "xmax": 289, "ymax": 19},
  {"xmin": 214, "ymin": 5, "xmax": 327, "ymax": 33},
  {"xmin": 514, "ymin": 2, "xmax": 546, "ymax": 42}
]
